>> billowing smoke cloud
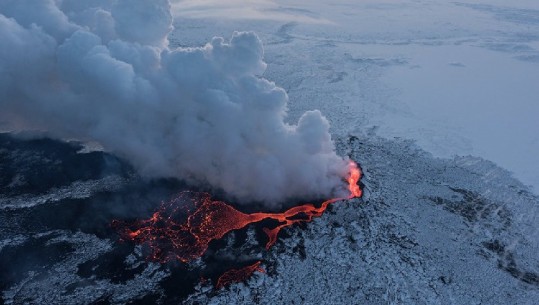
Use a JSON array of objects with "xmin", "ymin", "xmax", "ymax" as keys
[{"xmin": 0, "ymin": 0, "xmax": 349, "ymax": 205}]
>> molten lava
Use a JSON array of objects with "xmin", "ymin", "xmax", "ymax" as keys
[
  {"xmin": 113, "ymin": 161, "xmax": 362, "ymax": 264},
  {"xmin": 216, "ymin": 261, "xmax": 265, "ymax": 289}
]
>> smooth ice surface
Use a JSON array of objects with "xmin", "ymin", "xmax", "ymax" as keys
[{"xmin": 171, "ymin": 0, "xmax": 539, "ymax": 193}]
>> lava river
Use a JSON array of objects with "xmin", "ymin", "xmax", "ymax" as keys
[{"xmin": 113, "ymin": 161, "xmax": 362, "ymax": 286}]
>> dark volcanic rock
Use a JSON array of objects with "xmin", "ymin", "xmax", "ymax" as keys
[
  {"xmin": 0, "ymin": 133, "xmax": 133, "ymax": 197},
  {"xmin": 1, "ymin": 134, "xmax": 538, "ymax": 304}
]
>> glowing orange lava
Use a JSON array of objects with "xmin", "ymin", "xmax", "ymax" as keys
[
  {"xmin": 216, "ymin": 261, "xmax": 265, "ymax": 289},
  {"xmin": 113, "ymin": 161, "xmax": 362, "ymax": 263}
]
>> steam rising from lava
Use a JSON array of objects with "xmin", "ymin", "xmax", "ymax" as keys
[
  {"xmin": 112, "ymin": 161, "xmax": 362, "ymax": 264},
  {"xmin": 0, "ymin": 0, "xmax": 350, "ymax": 204}
]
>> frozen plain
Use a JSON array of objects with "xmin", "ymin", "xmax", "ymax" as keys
[{"xmin": 171, "ymin": 0, "xmax": 539, "ymax": 193}]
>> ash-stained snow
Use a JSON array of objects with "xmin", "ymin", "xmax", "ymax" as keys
[
  {"xmin": 2, "ymin": 231, "xmax": 168, "ymax": 305},
  {"xmin": 1, "ymin": 133, "xmax": 538, "ymax": 304},
  {"xmin": 0, "ymin": 175, "xmax": 127, "ymax": 210}
]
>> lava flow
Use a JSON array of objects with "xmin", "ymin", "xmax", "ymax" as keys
[
  {"xmin": 113, "ymin": 161, "xmax": 362, "ymax": 263},
  {"xmin": 216, "ymin": 261, "xmax": 265, "ymax": 289}
]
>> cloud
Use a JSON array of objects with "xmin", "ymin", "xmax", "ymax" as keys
[{"xmin": 0, "ymin": 0, "xmax": 348, "ymax": 205}]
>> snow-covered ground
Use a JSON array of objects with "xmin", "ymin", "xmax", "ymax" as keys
[
  {"xmin": 2, "ymin": 134, "xmax": 537, "ymax": 304},
  {"xmin": 171, "ymin": 0, "xmax": 539, "ymax": 193},
  {"xmin": 187, "ymin": 135, "xmax": 539, "ymax": 305},
  {"xmin": 2, "ymin": 1, "xmax": 539, "ymax": 304}
]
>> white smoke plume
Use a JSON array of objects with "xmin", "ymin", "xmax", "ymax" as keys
[{"xmin": 0, "ymin": 0, "xmax": 349, "ymax": 205}]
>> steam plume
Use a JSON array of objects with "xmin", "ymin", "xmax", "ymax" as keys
[{"xmin": 0, "ymin": 0, "xmax": 349, "ymax": 205}]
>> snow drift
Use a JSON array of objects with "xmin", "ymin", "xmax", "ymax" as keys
[{"xmin": 0, "ymin": 0, "xmax": 349, "ymax": 205}]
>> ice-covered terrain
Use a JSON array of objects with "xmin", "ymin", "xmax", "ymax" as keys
[
  {"xmin": 1, "ymin": 0, "xmax": 539, "ymax": 304},
  {"xmin": 188, "ymin": 134, "xmax": 539, "ymax": 305}
]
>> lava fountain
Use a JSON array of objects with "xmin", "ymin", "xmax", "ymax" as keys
[{"xmin": 113, "ymin": 161, "xmax": 362, "ymax": 285}]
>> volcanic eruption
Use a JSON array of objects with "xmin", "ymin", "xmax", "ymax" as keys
[
  {"xmin": 113, "ymin": 161, "xmax": 362, "ymax": 287},
  {"xmin": 1, "ymin": 0, "xmax": 363, "ymax": 289},
  {"xmin": 0, "ymin": 0, "xmax": 351, "ymax": 206}
]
